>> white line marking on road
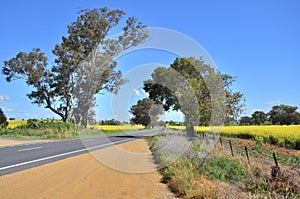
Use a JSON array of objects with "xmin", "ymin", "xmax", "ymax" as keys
[
  {"xmin": 83, "ymin": 139, "xmax": 94, "ymax": 142},
  {"xmin": 18, "ymin": 147, "xmax": 43, "ymax": 152},
  {"xmin": 0, "ymin": 138, "xmax": 134, "ymax": 171}
]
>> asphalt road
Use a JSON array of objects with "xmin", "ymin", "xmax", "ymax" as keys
[{"xmin": 0, "ymin": 128, "xmax": 162, "ymax": 176}]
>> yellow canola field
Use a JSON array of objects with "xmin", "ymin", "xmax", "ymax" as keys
[
  {"xmin": 7, "ymin": 120, "xmax": 27, "ymax": 129},
  {"xmin": 169, "ymin": 125, "xmax": 300, "ymax": 148},
  {"xmin": 196, "ymin": 125, "xmax": 300, "ymax": 143},
  {"xmin": 89, "ymin": 124, "xmax": 144, "ymax": 131},
  {"xmin": 7, "ymin": 120, "xmax": 144, "ymax": 131}
]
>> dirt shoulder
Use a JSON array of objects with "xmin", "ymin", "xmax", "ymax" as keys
[
  {"xmin": 0, "ymin": 138, "xmax": 51, "ymax": 147},
  {"xmin": 0, "ymin": 139, "xmax": 175, "ymax": 199}
]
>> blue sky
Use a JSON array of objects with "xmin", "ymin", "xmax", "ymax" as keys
[{"xmin": 0, "ymin": 0, "xmax": 299, "ymax": 122}]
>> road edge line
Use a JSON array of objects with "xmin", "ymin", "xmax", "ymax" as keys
[{"xmin": 0, "ymin": 138, "xmax": 134, "ymax": 171}]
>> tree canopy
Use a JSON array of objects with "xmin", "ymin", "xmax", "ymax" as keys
[
  {"xmin": 0, "ymin": 108, "xmax": 8, "ymax": 128},
  {"xmin": 130, "ymin": 98, "xmax": 164, "ymax": 128},
  {"xmin": 268, "ymin": 104, "xmax": 300, "ymax": 125},
  {"xmin": 239, "ymin": 104, "xmax": 300, "ymax": 125},
  {"xmin": 144, "ymin": 57, "xmax": 244, "ymax": 137},
  {"xmin": 2, "ymin": 8, "xmax": 148, "ymax": 126},
  {"xmin": 239, "ymin": 116, "xmax": 253, "ymax": 125},
  {"xmin": 251, "ymin": 111, "xmax": 267, "ymax": 125}
]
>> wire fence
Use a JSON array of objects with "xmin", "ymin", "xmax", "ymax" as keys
[{"xmin": 197, "ymin": 133, "xmax": 300, "ymax": 175}]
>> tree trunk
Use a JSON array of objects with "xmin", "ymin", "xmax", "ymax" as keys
[
  {"xmin": 186, "ymin": 124, "xmax": 195, "ymax": 138},
  {"xmin": 81, "ymin": 111, "xmax": 88, "ymax": 128},
  {"xmin": 64, "ymin": 93, "xmax": 72, "ymax": 123},
  {"xmin": 63, "ymin": 114, "xmax": 70, "ymax": 123}
]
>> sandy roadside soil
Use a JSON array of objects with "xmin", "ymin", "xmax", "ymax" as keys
[
  {"xmin": 0, "ymin": 138, "xmax": 51, "ymax": 147},
  {"xmin": 0, "ymin": 139, "xmax": 175, "ymax": 199}
]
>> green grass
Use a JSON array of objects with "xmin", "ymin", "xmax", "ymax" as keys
[
  {"xmin": 160, "ymin": 158, "xmax": 219, "ymax": 198},
  {"xmin": 147, "ymin": 133, "xmax": 300, "ymax": 198},
  {"xmin": 200, "ymin": 155, "xmax": 250, "ymax": 183},
  {"xmin": 0, "ymin": 121, "xmax": 142, "ymax": 140}
]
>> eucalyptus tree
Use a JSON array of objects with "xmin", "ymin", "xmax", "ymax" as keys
[
  {"xmin": 130, "ymin": 98, "xmax": 164, "ymax": 128},
  {"xmin": 268, "ymin": 104, "xmax": 300, "ymax": 125},
  {"xmin": 2, "ymin": 8, "xmax": 148, "ymax": 126},
  {"xmin": 144, "ymin": 57, "xmax": 244, "ymax": 137}
]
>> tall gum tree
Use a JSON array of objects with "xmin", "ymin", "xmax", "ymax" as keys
[{"xmin": 2, "ymin": 8, "xmax": 148, "ymax": 125}]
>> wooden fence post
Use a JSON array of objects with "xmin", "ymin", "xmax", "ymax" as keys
[
  {"xmin": 229, "ymin": 140, "xmax": 234, "ymax": 157},
  {"xmin": 205, "ymin": 133, "xmax": 210, "ymax": 145},
  {"xmin": 244, "ymin": 146, "xmax": 250, "ymax": 165},
  {"xmin": 273, "ymin": 152, "xmax": 279, "ymax": 167},
  {"xmin": 219, "ymin": 136, "xmax": 223, "ymax": 148},
  {"xmin": 213, "ymin": 134, "xmax": 216, "ymax": 147}
]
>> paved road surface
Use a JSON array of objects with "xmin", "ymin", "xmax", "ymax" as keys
[{"xmin": 0, "ymin": 128, "xmax": 162, "ymax": 176}]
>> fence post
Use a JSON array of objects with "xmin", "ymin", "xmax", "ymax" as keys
[
  {"xmin": 244, "ymin": 146, "xmax": 250, "ymax": 165},
  {"xmin": 219, "ymin": 136, "xmax": 223, "ymax": 148},
  {"xmin": 229, "ymin": 140, "xmax": 234, "ymax": 157},
  {"xmin": 205, "ymin": 133, "xmax": 210, "ymax": 145},
  {"xmin": 273, "ymin": 152, "xmax": 279, "ymax": 167},
  {"xmin": 213, "ymin": 134, "xmax": 216, "ymax": 147}
]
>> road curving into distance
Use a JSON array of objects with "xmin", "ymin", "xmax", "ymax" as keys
[{"xmin": 0, "ymin": 128, "xmax": 163, "ymax": 176}]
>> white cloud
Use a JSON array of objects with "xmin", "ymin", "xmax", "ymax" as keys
[
  {"xmin": 24, "ymin": 113, "xmax": 41, "ymax": 118},
  {"xmin": 133, "ymin": 89, "xmax": 141, "ymax": 97},
  {"xmin": 0, "ymin": 95, "xmax": 10, "ymax": 102},
  {"xmin": 2, "ymin": 107, "xmax": 14, "ymax": 112},
  {"xmin": 266, "ymin": 100, "xmax": 281, "ymax": 106}
]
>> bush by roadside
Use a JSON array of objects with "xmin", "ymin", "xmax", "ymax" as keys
[{"xmin": 147, "ymin": 132, "xmax": 299, "ymax": 198}]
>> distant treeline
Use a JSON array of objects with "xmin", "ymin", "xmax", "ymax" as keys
[
  {"xmin": 97, "ymin": 119, "xmax": 129, "ymax": 125},
  {"xmin": 239, "ymin": 104, "xmax": 300, "ymax": 125}
]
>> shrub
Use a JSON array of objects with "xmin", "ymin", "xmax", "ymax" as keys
[
  {"xmin": 246, "ymin": 165, "xmax": 299, "ymax": 198},
  {"xmin": 153, "ymin": 134, "xmax": 191, "ymax": 167},
  {"xmin": 200, "ymin": 155, "xmax": 250, "ymax": 183},
  {"xmin": 161, "ymin": 158, "xmax": 219, "ymax": 198}
]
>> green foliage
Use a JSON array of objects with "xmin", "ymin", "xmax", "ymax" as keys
[
  {"xmin": 146, "ymin": 134, "xmax": 163, "ymax": 147},
  {"xmin": 200, "ymin": 155, "xmax": 250, "ymax": 183},
  {"xmin": 268, "ymin": 104, "xmax": 300, "ymax": 125},
  {"xmin": 2, "ymin": 8, "xmax": 148, "ymax": 125},
  {"xmin": 98, "ymin": 119, "xmax": 123, "ymax": 125},
  {"xmin": 144, "ymin": 57, "xmax": 244, "ymax": 137},
  {"xmin": 0, "ymin": 120, "xmax": 143, "ymax": 139},
  {"xmin": 239, "ymin": 116, "xmax": 254, "ymax": 125},
  {"xmin": 16, "ymin": 120, "xmax": 73, "ymax": 131},
  {"xmin": 0, "ymin": 108, "xmax": 8, "ymax": 128},
  {"xmin": 149, "ymin": 134, "xmax": 299, "ymax": 198},
  {"xmin": 0, "ymin": 120, "xmax": 75, "ymax": 139},
  {"xmin": 160, "ymin": 158, "xmax": 198, "ymax": 194},
  {"xmin": 251, "ymin": 141, "xmax": 265, "ymax": 153},
  {"xmin": 71, "ymin": 9, "xmax": 148, "ymax": 127},
  {"xmin": 130, "ymin": 98, "xmax": 163, "ymax": 128},
  {"xmin": 252, "ymin": 111, "xmax": 267, "ymax": 125}
]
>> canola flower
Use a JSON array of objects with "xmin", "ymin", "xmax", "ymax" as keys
[
  {"xmin": 169, "ymin": 125, "xmax": 300, "ymax": 149},
  {"xmin": 89, "ymin": 124, "xmax": 144, "ymax": 131},
  {"xmin": 7, "ymin": 120, "xmax": 27, "ymax": 129},
  {"xmin": 7, "ymin": 120, "xmax": 144, "ymax": 131}
]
